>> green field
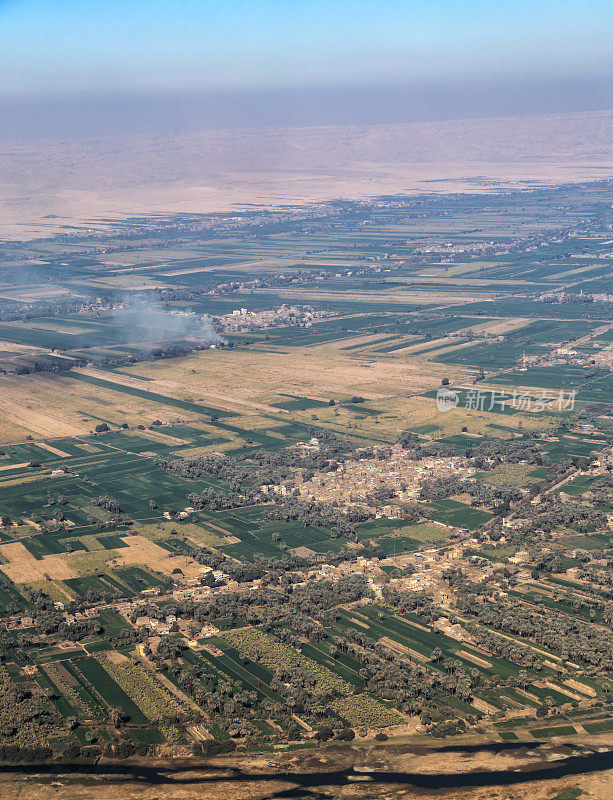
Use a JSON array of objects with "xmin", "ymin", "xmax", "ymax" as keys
[{"xmin": 72, "ymin": 657, "xmax": 148, "ymax": 723}]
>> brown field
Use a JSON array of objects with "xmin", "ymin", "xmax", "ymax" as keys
[
  {"xmin": 0, "ymin": 325, "xmax": 555, "ymax": 445},
  {"xmin": 75, "ymin": 366, "xmax": 290, "ymax": 416},
  {"xmin": 34, "ymin": 442, "xmax": 72, "ymax": 458},
  {"xmin": 456, "ymin": 650, "xmax": 493, "ymax": 669},
  {"xmin": 0, "ymin": 383, "xmax": 89, "ymax": 439},
  {"xmin": 0, "ymin": 462, "xmax": 29, "ymax": 472},
  {"xmin": 564, "ymin": 679, "xmax": 598, "ymax": 698},
  {"xmin": 0, "ymin": 373, "xmax": 194, "ymax": 440},
  {"xmin": 118, "ymin": 344, "xmax": 443, "ymax": 402},
  {"xmin": 266, "ymin": 287, "xmax": 489, "ymax": 305},
  {"xmin": 110, "ymin": 534, "xmax": 205, "ymax": 578},
  {"xmin": 379, "ymin": 636, "xmax": 430, "ymax": 663},
  {"xmin": 130, "ymin": 429, "xmax": 192, "ymax": 446},
  {"xmin": 541, "ymin": 682, "xmax": 585, "ymax": 702},
  {"xmin": 0, "ymin": 542, "xmax": 77, "ymax": 582},
  {"xmin": 471, "ymin": 698, "xmax": 501, "ymax": 715}
]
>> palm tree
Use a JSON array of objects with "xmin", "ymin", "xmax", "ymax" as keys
[{"xmin": 111, "ymin": 707, "xmax": 124, "ymax": 729}]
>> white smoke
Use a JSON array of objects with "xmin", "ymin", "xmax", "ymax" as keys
[{"xmin": 111, "ymin": 297, "xmax": 225, "ymax": 346}]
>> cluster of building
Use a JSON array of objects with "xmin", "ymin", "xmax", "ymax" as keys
[
  {"xmin": 284, "ymin": 448, "xmax": 474, "ymax": 516},
  {"xmin": 217, "ymin": 304, "xmax": 327, "ymax": 333}
]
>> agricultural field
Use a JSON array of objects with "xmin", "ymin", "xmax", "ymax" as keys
[{"xmin": 0, "ymin": 182, "xmax": 610, "ymax": 763}]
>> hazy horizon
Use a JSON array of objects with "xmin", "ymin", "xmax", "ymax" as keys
[
  {"xmin": 1, "ymin": 1, "xmax": 611, "ymax": 237},
  {"xmin": 1, "ymin": 0, "xmax": 612, "ymax": 142},
  {"xmin": 1, "ymin": 77, "xmax": 612, "ymax": 143}
]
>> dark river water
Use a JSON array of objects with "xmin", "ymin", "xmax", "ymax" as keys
[{"xmin": 1, "ymin": 742, "xmax": 612, "ymax": 799}]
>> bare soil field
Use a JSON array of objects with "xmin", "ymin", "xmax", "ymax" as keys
[
  {"xmin": 34, "ymin": 442, "xmax": 72, "ymax": 458},
  {"xmin": 0, "ymin": 462, "xmax": 29, "ymax": 472},
  {"xmin": 0, "ymin": 384, "xmax": 89, "ymax": 440},
  {"xmin": 75, "ymin": 367, "xmax": 290, "ymax": 416},
  {"xmin": 111, "ymin": 534, "xmax": 204, "ymax": 578},
  {"xmin": 124, "ymin": 345, "xmax": 443, "ymax": 406},
  {"xmin": 0, "ymin": 373, "xmax": 193, "ymax": 440},
  {"xmin": 456, "ymin": 651, "xmax": 493, "ymax": 669},
  {"xmin": 0, "ymin": 542, "xmax": 77, "ymax": 582}
]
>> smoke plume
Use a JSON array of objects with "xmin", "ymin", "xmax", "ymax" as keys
[{"xmin": 111, "ymin": 297, "xmax": 224, "ymax": 347}]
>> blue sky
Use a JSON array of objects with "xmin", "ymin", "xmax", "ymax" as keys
[{"xmin": 1, "ymin": 0, "xmax": 612, "ymax": 97}]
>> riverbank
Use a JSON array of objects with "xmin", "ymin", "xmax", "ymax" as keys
[{"xmin": 1, "ymin": 738, "xmax": 612, "ymax": 800}]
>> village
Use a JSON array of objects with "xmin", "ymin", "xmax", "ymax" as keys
[
  {"xmin": 262, "ymin": 442, "xmax": 475, "ymax": 518},
  {"xmin": 216, "ymin": 303, "xmax": 327, "ymax": 333}
]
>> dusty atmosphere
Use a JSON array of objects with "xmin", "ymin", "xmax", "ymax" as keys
[{"xmin": 1, "ymin": 110, "xmax": 612, "ymax": 239}]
